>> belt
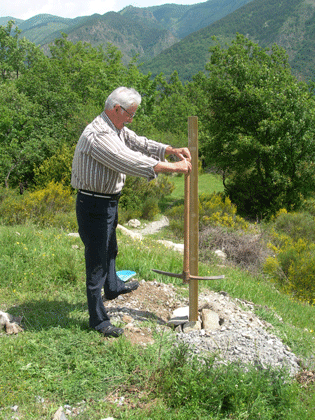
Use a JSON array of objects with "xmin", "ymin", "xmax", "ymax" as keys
[{"xmin": 79, "ymin": 189, "xmax": 121, "ymax": 200}]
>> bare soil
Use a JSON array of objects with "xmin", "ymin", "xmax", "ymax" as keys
[{"xmin": 104, "ymin": 280, "xmax": 187, "ymax": 345}]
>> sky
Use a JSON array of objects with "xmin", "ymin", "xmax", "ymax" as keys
[{"xmin": 0, "ymin": 0, "xmax": 201, "ymax": 21}]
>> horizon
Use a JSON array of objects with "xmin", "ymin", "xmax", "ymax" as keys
[{"xmin": 0, "ymin": 0, "xmax": 203, "ymax": 21}]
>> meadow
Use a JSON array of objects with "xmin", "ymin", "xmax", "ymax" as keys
[{"xmin": 0, "ymin": 173, "xmax": 314, "ymax": 419}]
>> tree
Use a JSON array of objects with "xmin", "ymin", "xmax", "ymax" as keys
[
  {"xmin": 0, "ymin": 20, "xmax": 38, "ymax": 81},
  {"xmin": 0, "ymin": 83, "xmax": 49, "ymax": 187},
  {"xmin": 197, "ymin": 34, "xmax": 315, "ymax": 219}
]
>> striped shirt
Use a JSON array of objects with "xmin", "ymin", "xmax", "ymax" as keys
[{"xmin": 71, "ymin": 111, "xmax": 168, "ymax": 194}]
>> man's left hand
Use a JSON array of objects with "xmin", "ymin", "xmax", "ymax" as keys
[{"xmin": 166, "ymin": 146, "xmax": 191, "ymax": 162}]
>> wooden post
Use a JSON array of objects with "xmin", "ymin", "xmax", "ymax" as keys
[{"xmin": 188, "ymin": 116, "xmax": 199, "ymax": 321}]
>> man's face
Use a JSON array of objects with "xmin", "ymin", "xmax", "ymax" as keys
[{"xmin": 114, "ymin": 104, "xmax": 137, "ymax": 129}]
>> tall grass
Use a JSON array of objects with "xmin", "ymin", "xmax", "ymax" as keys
[{"xmin": 0, "ymin": 224, "xmax": 314, "ymax": 419}]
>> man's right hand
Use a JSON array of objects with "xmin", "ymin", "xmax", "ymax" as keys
[{"xmin": 154, "ymin": 158, "xmax": 192, "ymax": 174}]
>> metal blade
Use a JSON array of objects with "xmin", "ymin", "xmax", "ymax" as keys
[
  {"xmin": 189, "ymin": 274, "xmax": 225, "ymax": 281},
  {"xmin": 151, "ymin": 269, "xmax": 184, "ymax": 279}
]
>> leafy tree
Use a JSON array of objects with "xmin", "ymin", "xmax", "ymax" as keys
[
  {"xmin": 139, "ymin": 71, "xmax": 197, "ymax": 147},
  {"xmin": 0, "ymin": 20, "xmax": 38, "ymax": 81},
  {"xmin": 197, "ymin": 34, "xmax": 315, "ymax": 219},
  {"xmin": 0, "ymin": 83, "xmax": 53, "ymax": 187}
]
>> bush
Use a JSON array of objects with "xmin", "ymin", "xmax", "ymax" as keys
[
  {"xmin": 199, "ymin": 192, "xmax": 249, "ymax": 231},
  {"xmin": 165, "ymin": 192, "xmax": 249, "ymax": 239},
  {"xmin": 199, "ymin": 226, "xmax": 269, "ymax": 272},
  {"xmin": 264, "ymin": 234, "xmax": 315, "ymax": 304},
  {"xmin": 271, "ymin": 209, "xmax": 315, "ymax": 243},
  {"xmin": 0, "ymin": 182, "xmax": 76, "ymax": 230},
  {"xmin": 264, "ymin": 210, "xmax": 315, "ymax": 303},
  {"xmin": 33, "ymin": 144, "xmax": 75, "ymax": 189},
  {"xmin": 119, "ymin": 174, "xmax": 175, "ymax": 222}
]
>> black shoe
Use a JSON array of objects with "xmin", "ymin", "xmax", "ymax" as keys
[
  {"xmin": 119, "ymin": 280, "xmax": 139, "ymax": 295},
  {"xmin": 100, "ymin": 324, "xmax": 124, "ymax": 337},
  {"xmin": 104, "ymin": 281, "xmax": 139, "ymax": 300}
]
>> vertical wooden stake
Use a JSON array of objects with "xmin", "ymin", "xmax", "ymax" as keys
[{"xmin": 188, "ymin": 116, "xmax": 199, "ymax": 322}]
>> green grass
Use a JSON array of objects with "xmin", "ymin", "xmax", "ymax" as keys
[
  {"xmin": 168, "ymin": 172, "xmax": 224, "ymax": 201},
  {"xmin": 0, "ymin": 224, "xmax": 314, "ymax": 419}
]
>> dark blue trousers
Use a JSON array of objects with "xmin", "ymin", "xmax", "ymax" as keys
[{"xmin": 76, "ymin": 192, "xmax": 126, "ymax": 331}]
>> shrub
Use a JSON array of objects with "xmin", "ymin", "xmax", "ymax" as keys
[
  {"xmin": 264, "ymin": 234, "xmax": 315, "ymax": 304},
  {"xmin": 264, "ymin": 210, "xmax": 315, "ymax": 303},
  {"xmin": 119, "ymin": 174, "xmax": 175, "ymax": 222},
  {"xmin": 33, "ymin": 144, "xmax": 75, "ymax": 189},
  {"xmin": 199, "ymin": 226, "xmax": 269, "ymax": 272},
  {"xmin": 0, "ymin": 182, "xmax": 76, "ymax": 230},
  {"xmin": 200, "ymin": 193, "xmax": 249, "ymax": 231},
  {"xmin": 271, "ymin": 210, "xmax": 315, "ymax": 243},
  {"xmin": 165, "ymin": 192, "xmax": 249, "ymax": 239}
]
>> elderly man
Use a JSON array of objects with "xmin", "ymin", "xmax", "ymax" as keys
[{"xmin": 71, "ymin": 86, "xmax": 191, "ymax": 338}]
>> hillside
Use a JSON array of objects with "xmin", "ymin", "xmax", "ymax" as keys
[
  {"xmin": 122, "ymin": 0, "xmax": 253, "ymax": 39},
  {"xmin": 2, "ymin": 0, "xmax": 315, "ymax": 81},
  {"xmin": 0, "ymin": 0, "xmax": 254, "ymax": 64},
  {"xmin": 141, "ymin": 0, "xmax": 315, "ymax": 81}
]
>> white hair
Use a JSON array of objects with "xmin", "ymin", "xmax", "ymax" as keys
[{"xmin": 105, "ymin": 87, "xmax": 142, "ymax": 110}]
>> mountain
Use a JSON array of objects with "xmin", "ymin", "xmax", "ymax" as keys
[
  {"xmin": 2, "ymin": 0, "xmax": 314, "ymax": 82},
  {"xmin": 122, "ymin": 0, "xmax": 253, "ymax": 39},
  {"xmin": 0, "ymin": 16, "xmax": 23, "ymax": 27},
  {"xmin": 0, "ymin": 0, "xmax": 254, "ymax": 64},
  {"xmin": 141, "ymin": 0, "xmax": 315, "ymax": 81}
]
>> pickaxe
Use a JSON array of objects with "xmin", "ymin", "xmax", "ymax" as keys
[{"xmin": 152, "ymin": 173, "xmax": 225, "ymax": 284}]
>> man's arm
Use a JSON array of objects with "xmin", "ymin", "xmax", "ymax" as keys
[{"xmin": 154, "ymin": 158, "xmax": 192, "ymax": 174}]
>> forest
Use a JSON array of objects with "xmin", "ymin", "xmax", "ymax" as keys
[{"xmin": 1, "ymin": 21, "xmax": 315, "ymax": 220}]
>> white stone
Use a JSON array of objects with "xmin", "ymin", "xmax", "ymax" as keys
[
  {"xmin": 201, "ymin": 309, "xmax": 220, "ymax": 331},
  {"xmin": 127, "ymin": 219, "xmax": 141, "ymax": 228},
  {"xmin": 53, "ymin": 407, "xmax": 68, "ymax": 420},
  {"xmin": 168, "ymin": 306, "xmax": 189, "ymax": 326},
  {"xmin": 215, "ymin": 249, "xmax": 227, "ymax": 260}
]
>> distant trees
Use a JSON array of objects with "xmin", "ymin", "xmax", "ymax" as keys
[
  {"xmin": 0, "ymin": 25, "xmax": 159, "ymax": 188},
  {"xmin": 195, "ymin": 34, "xmax": 315, "ymax": 219}
]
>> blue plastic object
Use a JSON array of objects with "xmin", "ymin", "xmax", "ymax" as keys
[{"xmin": 116, "ymin": 270, "xmax": 136, "ymax": 282}]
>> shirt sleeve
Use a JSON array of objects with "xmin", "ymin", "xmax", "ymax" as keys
[
  {"xmin": 87, "ymin": 124, "xmax": 160, "ymax": 181},
  {"xmin": 123, "ymin": 127, "xmax": 169, "ymax": 161}
]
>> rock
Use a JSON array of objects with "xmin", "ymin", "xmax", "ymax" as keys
[
  {"xmin": 168, "ymin": 306, "xmax": 189, "ymax": 326},
  {"xmin": 5, "ymin": 322, "xmax": 23, "ymax": 334},
  {"xmin": 117, "ymin": 224, "xmax": 143, "ymax": 240},
  {"xmin": 127, "ymin": 219, "xmax": 141, "ymax": 228},
  {"xmin": 53, "ymin": 407, "xmax": 68, "ymax": 420},
  {"xmin": 0, "ymin": 311, "xmax": 23, "ymax": 334},
  {"xmin": 201, "ymin": 309, "xmax": 220, "ymax": 331},
  {"xmin": 157, "ymin": 240, "xmax": 184, "ymax": 253},
  {"xmin": 215, "ymin": 249, "xmax": 227, "ymax": 261},
  {"xmin": 183, "ymin": 321, "xmax": 202, "ymax": 333},
  {"xmin": 0, "ymin": 310, "xmax": 12, "ymax": 329}
]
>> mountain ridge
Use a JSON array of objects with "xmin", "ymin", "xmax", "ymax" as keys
[{"xmin": 2, "ymin": 0, "xmax": 315, "ymax": 82}]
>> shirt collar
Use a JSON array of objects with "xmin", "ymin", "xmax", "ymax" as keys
[{"xmin": 101, "ymin": 111, "xmax": 122, "ymax": 136}]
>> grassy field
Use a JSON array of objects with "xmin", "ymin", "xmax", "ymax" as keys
[
  {"xmin": 0, "ymin": 221, "xmax": 314, "ymax": 419},
  {"xmin": 168, "ymin": 172, "xmax": 224, "ymax": 201},
  {"xmin": 0, "ymin": 173, "xmax": 314, "ymax": 419}
]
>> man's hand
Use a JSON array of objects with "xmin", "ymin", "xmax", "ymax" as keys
[
  {"xmin": 165, "ymin": 146, "xmax": 191, "ymax": 162},
  {"xmin": 154, "ymin": 158, "xmax": 192, "ymax": 174}
]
